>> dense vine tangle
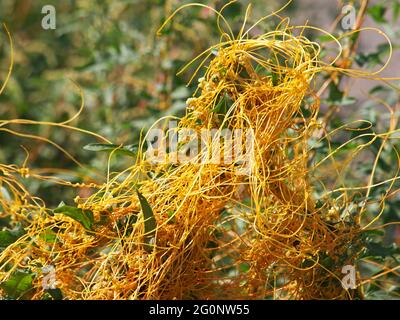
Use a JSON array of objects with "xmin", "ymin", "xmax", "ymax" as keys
[{"xmin": 0, "ymin": 2, "xmax": 398, "ymax": 300}]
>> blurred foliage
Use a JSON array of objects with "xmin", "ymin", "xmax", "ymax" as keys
[
  {"xmin": 0, "ymin": 0, "xmax": 254, "ymax": 205},
  {"xmin": 311, "ymin": 0, "xmax": 400, "ymax": 299}
]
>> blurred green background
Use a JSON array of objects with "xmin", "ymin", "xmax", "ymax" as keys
[{"xmin": 0, "ymin": 0, "xmax": 304, "ymax": 205}]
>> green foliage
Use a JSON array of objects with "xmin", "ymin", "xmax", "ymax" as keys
[
  {"xmin": 136, "ymin": 189, "xmax": 157, "ymax": 253},
  {"xmin": 54, "ymin": 205, "xmax": 94, "ymax": 230},
  {"xmin": 0, "ymin": 230, "xmax": 18, "ymax": 248},
  {"xmin": 367, "ymin": 4, "xmax": 387, "ymax": 23},
  {"xmin": 324, "ymin": 82, "xmax": 356, "ymax": 106},
  {"xmin": 0, "ymin": 0, "xmax": 219, "ymax": 206},
  {"xmin": 42, "ymin": 288, "xmax": 63, "ymax": 300},
  {"xmin": 0, "ymin": 227, "xmax": 25, "ymax": 249},
  {"xmin": 212, "ymin": 93, "xmax": 232, "ymax": 114},
  {"xmin": 0, "ymin": 271, "xmax": 34, "ymax": 299},
  {"xmin": 355, "ymin": 44, "xmax": 391, "ymax": 67}
]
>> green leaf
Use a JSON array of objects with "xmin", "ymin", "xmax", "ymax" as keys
[
  {"xmin": 239, "ymin": 262, "xmax": 250, "ymax": 273},
  {"xmin": 363, "ymin": 241, "xmax": 400, "ymax": 260},
  {"xmin": 254, "ymin": 64, "xmax": 269, "ymax": 77},
  {"xmin": 369, "ymin": 85, "xmax": 389, "ymax": 95},
  {"xmin": 83, "ymin": 143, "xmax": 138, "ymax": 157},
  {"xmin": 0, "ymin": 228, "xmax": 24, "ymax": 248},
  {"xmin": 355, "ymin": 44, "xmax": 390, "ymax": 68},
  {"xmin": 0, "ymin": 271, "xmax": 34, "ymax": 299},
  {"xmin": 355, "ymin": 52, "xmax": 380, "ymax": 67},
  {"xmin": 167, "ymin": 210, "xmax": 176, "ymax": 224},
  {"xmin": 317, "ymin": 35, "xmax": 335, "ymax": 43},
  {"xmin": 255, "ymin": 64, "xmax": 279, "ymax": 86},
  {"xmin": 328, "ymin": 82, "xmax": 342, "ymax": 102},
  {"xmin": 325, "ymin": 82, "xmax": 356, "ymax": 106},
  {"xmin": 212, "ymin": 93, "xmax": 233, "ymax": 116},
  {"xmin": 38, "ymin": 229, "xmax": 58, "ymax": 243},
  {"xmin": 320, "ymin": 255, "xmax": 335, "ymax": 268},
  {"xmin": 136, "ymin": 190, "xmax": 157, "ymax": 253},
  {"xmin": 0, "ymin": 230, "xmax": 18, "ymax": 248},
  {"xmin": 340, "ymin": 97, "xmax": 357, "ymax": 105},
  {"xmin": 365, "ymin": 288, "xmax": 398, "ymax": 300},
  {"xmin": 54, "ymin": 206, "xmax": 94, "ymax": 230},
  {"xmin": 394, "ymin": 1, "xmax": 400, "ymax": 21},
  {"xmin": 271, "ymin": 72, "xmax": 280, "ymax": 86},
  {"xmin": 44, "ymin": 288, "xmax": 63, "ymax": 300},
  {"xmin": 364, "ymin": 229, "xmax": 385, "ymax": 237},
  {"xmin": 367, "ymin": 4, "xmax": 387, "ymax": 23}
]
